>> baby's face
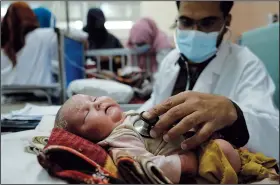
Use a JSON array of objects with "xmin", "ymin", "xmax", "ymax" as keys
[{"xmin": 60, "ymin": 94, "xmax": 125, "ymax": 141}]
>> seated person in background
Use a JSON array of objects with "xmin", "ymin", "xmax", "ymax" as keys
[
  {"xmin": 33, "ymin": 7, "xmax": 56, "ymax": 28},
  {"xmin": 127, "ymin": 17, "xmax": 173, "ymax": 73},
  {"xmin": 33, "ymin": 6, "xmax": 59, "ymax": 82},
  {"xmin": 1, "ymin": 2, "xmax": 57, "ymax": 86},
  {"xmin": 32, "ymin": 6, "xmax": 89, "ymax": 80},
  {"xmin": 83, "ymin": 8, "xmax": 124, "ymax": 73},
  {"xmin": 33, "ymin": 6, "xmax": 89, "ymax": 44},
  {"xmin": 54, "ymin": 94, "xmax": 245, "ymax": 183}
]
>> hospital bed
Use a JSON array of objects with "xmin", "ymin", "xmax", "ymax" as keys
[
  {"xmin": 1, "ymin": 28, "xmax": 84, "ymax": 105},
  {"xmin": 85, "ymin": 45, "xmax": 153, "ymax": 74},
  {"xmin": 1, "ymin": 84, "xmax": 60, "ymax": 105},
  {"xmin": 1, "ymin": 106, "xmax": 279, "ymax": 184},
  {"xmin": 1, "ymin": 29, "xmax": 155, "ymax": 131},
  {"xmin": 2, "ymin": 28, "xmax": 155, "ymax": 105},
  {"xmin": 69, "ymin": 46, "xmax": 155, "ymax": 106},
  {"xmin": 1, "ymin": 29, "xmax": 86, "ymax": 131}
]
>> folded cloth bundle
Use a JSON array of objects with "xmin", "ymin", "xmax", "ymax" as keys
[
  {"xmin": 37, "ymin": 128, "xmax": 172, "ymax": 184},
  {"xmin": 37, "ymin": 128, "xmax": 122, "ymax": 184},
  {"xmin": 38, "ymin": 145, "xmax": 123, "ymax": 184},
  {"xmin": 237, "ymin": 148, "xmax": 279, "ymax": 184},
  {"xmin": 113, "ymin": 150, "xmax": 172, "ymax": 184}
]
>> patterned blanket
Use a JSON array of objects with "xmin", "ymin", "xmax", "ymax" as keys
[
  {"xmin": 27, "ymin": 128, "xmax": 279, "ymax": 184},
  {"xmin": 33, "ymin": 128, "xmax": 172, "ymax": 184}
]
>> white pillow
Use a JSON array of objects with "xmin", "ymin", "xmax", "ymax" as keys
[{"xmin": 67, "ymin": 79, "xmax": 134, "ymax": 104}]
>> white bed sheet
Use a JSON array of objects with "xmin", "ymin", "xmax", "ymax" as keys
[
  {"xmin": 1, "ymin": 108, "xmax": 278, "ymax": 184},
  {"xmin": 1, "ymin": 129, "xmax": 66, "ymax": 184},
  {"xmin": 1, "ymin": 106, "xmax": 65, "ymax": 184}
]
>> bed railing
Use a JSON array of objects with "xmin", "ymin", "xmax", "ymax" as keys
[
  {"xmin": 85, "ymin": 45, "xmax": 154, "ymax": 76},
  {"xmin": 1, "ymin": 29, "xmax": 156, "ymax": 105}
]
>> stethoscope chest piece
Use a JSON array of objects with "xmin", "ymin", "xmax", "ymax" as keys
[
  {"xmin": 133, "ymin": 111, "xmax": 196, "ymax": 139},
  {"xmin": 134, "ymin": 111, "xmax": 159, "ymax": 138}
]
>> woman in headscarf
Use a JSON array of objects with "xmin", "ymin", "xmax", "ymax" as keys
[
  {"xmin": 1, "ymin": 1, "xmax": 58, "ymax": 86},
  {"xmin": 83, "ymin": 8, "xmax": 123, "ymax": 49},
  {"xmin": 127, "ymin": 17, "xmax": 173, "ymax": 72},
  {"xmin": 83, "ymin": 8, "xmax": 124, "ymax": 73},
  {"xmin": 33, "ymin": 7, "xmax": 56, "ymax": 28}
]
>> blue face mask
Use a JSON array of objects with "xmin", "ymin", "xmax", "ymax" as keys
[{"xmin": 175, "ymin": 29, "xmax": 220, "ymax": 63}]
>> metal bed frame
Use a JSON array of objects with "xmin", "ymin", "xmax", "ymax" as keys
[
  {"xmin": 85, "ymin": 45, "xmax": 153, "ymax": 75},
  {"xmin": 1, "ymin": 29, "xmax": 79, "ymax": 104},
  {"xmin": 2, "ymin": 29, "xmax": 153, "ymax": 111}
]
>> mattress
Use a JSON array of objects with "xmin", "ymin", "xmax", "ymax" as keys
[
  {"xmin": 1, "ymin": 114, "xmax": 278, "ymax": 184},
  {"xmin": 1, "ymin": 115, "xmax": 65, "ymax": 184}
]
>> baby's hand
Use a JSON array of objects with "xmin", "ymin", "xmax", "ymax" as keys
[{"xmin": 179, "ymin": 152, "xmax": 198, "ymax": 176}]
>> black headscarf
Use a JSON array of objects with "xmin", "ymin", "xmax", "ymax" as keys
[{"xmin": 83, "ymin": 8, "xmax": 122, "ymax": 49}]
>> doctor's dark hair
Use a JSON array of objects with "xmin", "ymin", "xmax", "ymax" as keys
[{"xmin": 176, "ymin": 1, "xmax": 234, "ymax": 17}]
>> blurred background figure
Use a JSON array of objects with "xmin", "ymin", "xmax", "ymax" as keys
[
  {"xmin": 1, "ymin": 1, "xmax": 57, "ymax": 86},
  {"xmin": 33, "ymin": 6, "xmax": 59, "ymax": 81},
  {"xmin": 83, "ymin": 8, "xmax": 123, "ymax": 50},
  {"xmin": 127, "ymin": 17, "xmax": 173, "ymax": 72},
  {"xmin": 126, "ymin": 18, "xmax": 173, "ymax": 101},
  {"xmin": 33, "ymin": 7, "xmax": 56, "ymax": 28},
  {"xmin": 83, "ymin": 8, "xmax": 123, "ymax": 73}
]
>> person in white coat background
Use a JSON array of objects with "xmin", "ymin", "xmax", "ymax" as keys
[{"xmin": 139, "ymin": 1, "xmax": 279, "ymax": 162}]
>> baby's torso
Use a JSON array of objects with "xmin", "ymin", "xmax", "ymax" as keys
[{"xmin": 99, "ymin": 111, "xmax": 184, "ymax": 156}]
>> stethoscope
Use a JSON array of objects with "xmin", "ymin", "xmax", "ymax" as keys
[{"xmin": 133, "ymin": 111, "xmax": 196, "ymax": 139}]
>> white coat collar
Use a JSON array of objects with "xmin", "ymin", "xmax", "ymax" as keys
[{"xmin": 206, "ymin": 41, "xmax": 231, "ymax": 75}]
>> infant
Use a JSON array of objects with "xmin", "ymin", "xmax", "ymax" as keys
[{"xmin": 54, "ymin": 94, "xmax": 241, "ymax": 183}]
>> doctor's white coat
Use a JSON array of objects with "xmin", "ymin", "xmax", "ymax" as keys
[{"xmin": 139, "ymin": 41, "xmax": 279, "ymax": 161}]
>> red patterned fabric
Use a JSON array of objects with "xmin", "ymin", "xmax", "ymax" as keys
[
  {"xmin": 45, "ymin": 128, "xmax": 108, "ymax": 167},
  {"xmin": 38, "ymin": 128, "xmax": 122, "ymax": 184}
]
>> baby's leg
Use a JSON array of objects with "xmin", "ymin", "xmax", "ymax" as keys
[{"xmin": 214, "ymin": 139, "xmax": 241, "ymax": 173}]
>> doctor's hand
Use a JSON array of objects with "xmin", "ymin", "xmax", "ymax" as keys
[{"xmin": 143, "ymin": 92, "xmax": 238, "ymax": 150}]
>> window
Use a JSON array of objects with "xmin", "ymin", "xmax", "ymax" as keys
[
  {"xmin": 67, "ymin": 1, "xmax": 140, "ymax": 30},
  {"xmin": 1, "ymin": 1, "xmax": 140, "ymax": 30}
]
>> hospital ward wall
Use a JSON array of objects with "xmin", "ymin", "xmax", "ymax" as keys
[
  {"xmin": 230, "ymin": 1, "xmax": 279, "ymax": 41},
  {"xmin": 112, "ymin": 1, "xmax": 279, "ymax": 45}
]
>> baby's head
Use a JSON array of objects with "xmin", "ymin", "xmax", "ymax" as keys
[{"xmin": 54, "ymin": 94, "xmax": 125, "ymax": 142}]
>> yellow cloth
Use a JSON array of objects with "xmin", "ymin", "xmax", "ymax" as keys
[
  {"xmin": 198, "ymin": 140, "xmax": 238, "ymax": 184},
  {"xmin": 238, "ymin": 148, "xmax": 278, "ymax": 183},
  {"xmin": 198, "ymin": 140, "xmax": 278, "ymax": 184}
]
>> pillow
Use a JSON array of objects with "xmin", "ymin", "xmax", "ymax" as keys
[{"xmin": 67, "ymin": 79, "xmax": 134, "ymax": 104}]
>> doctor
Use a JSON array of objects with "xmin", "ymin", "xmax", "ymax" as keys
[{"xmin": 139, "ymin": 1, "xmax": 279, "ymax": 161}]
